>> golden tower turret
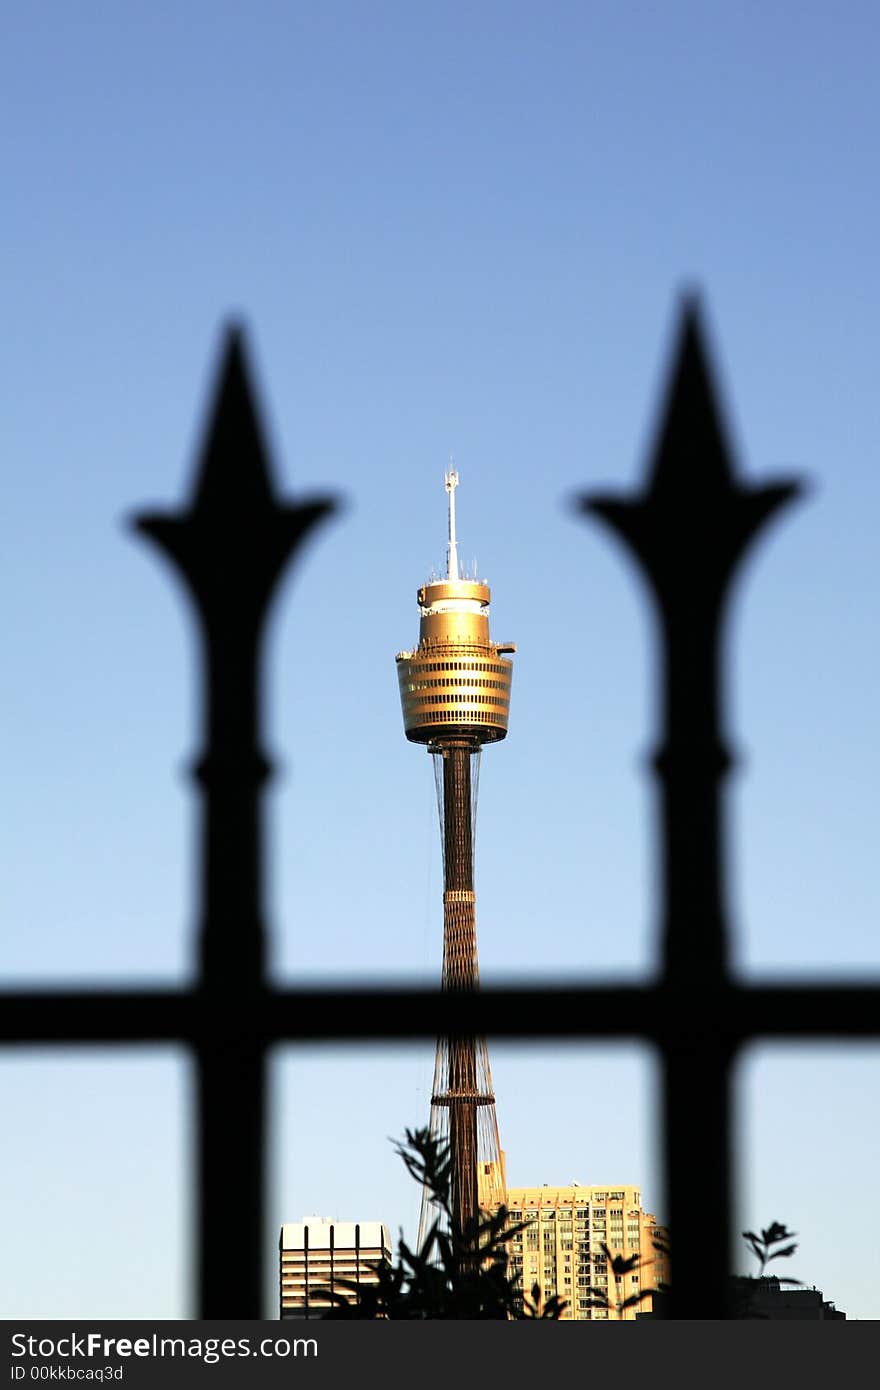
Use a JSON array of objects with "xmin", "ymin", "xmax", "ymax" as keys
[
  {"xmin": 396, "ymin": 471, "xmax": 514, "ymax": 1248},
  {"xmin": 396, "ymin": 470, "xmax": 515, "ymax": 746}
]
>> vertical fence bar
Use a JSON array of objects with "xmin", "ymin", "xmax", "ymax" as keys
[
  {"xmin": 583, "ymin": 300, "xmax": 802, "ymax": 1316},
  {"xmin": 133, "ymin": 327, "xmax": 336, "ymax": 1315}
]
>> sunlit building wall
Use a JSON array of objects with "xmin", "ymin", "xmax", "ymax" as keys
[{"xmin": 499, "ymin": 1184, "xmax": 669, "ymax": 1321}]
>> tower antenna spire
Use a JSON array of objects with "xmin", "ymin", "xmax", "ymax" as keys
[{"xmin": 445, "ymin": 464, "xmax": 460, "ymax": 580}]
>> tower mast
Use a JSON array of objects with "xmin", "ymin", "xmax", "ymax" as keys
[
  {"xmin": 445, "ymin": 466, "xmax": 460, "ymax": 580},
  {"xmin": 396, "ymin": 474, "xmax": 516, "ymax": 1246}
]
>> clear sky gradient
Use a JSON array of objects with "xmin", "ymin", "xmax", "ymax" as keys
[{"xmin": 1, "ymin": 3, "xmax": 878, "ymax": 1319}]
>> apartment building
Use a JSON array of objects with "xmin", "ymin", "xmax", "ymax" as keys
[{"xmin": 500, "ymin": 1184, "xmax": 669, "ymax": 1320}]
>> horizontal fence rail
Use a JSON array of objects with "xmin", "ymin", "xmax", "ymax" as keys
[{"xmin": 2, "ymin": 982, "xmax": 879, "ymax": 1044}]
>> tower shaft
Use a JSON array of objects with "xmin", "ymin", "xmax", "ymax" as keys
[
  {"xmin": 440, "ymin": 745, "xmax": 479, "ymax": 1235},
  {"xmin": 422, "ymin": 741, "xmax": 504, "ymax": 1247}
]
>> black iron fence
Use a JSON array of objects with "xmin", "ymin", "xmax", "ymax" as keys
[{"xmin": 3, "ymin": 300, "xmax": 877, "ymax": 1318}]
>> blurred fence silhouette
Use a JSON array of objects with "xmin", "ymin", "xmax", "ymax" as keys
[{"xmin": 2, "ymin": 301, "xmax": 878, "ymax": 1319}]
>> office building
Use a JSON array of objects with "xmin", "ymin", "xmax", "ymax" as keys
[{"xmin": 279, "ymin": 1217, "xmax": 392, "ymax": 1319}]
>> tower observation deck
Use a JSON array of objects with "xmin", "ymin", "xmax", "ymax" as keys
[{"xmin": 396, "ymin": 471, "xmax": 515, "ymax": 1247}]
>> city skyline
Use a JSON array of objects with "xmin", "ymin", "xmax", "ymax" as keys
[{"xmin": 1, "ymin": 3, "xmax": 879, "ymax": 1319}]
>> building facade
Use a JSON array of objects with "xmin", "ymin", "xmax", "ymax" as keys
[
  {"xmin": 279, "ymin": 1218, "xmax": 392, "ymax": 1319},
  {"xmin": 729, "ymin": 1276, "xmax": 845, "ymax": 1320},
  {"xmin": 500, "ymin": 1185, "xmax": 670, "ymax": 1320}
]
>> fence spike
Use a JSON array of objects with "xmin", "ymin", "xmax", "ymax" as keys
[
  {"xmin": 578, "ymin": 297, "xmax": 805, "ymax": 1318},
  {"xmin": 130, "ymin": 324, "xmax": 339, "ymax": 1317}
]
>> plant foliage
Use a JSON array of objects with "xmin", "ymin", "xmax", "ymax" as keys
[
  {"xmin": 733, "ymin": 1221, "xmax": 801, "ymax": 1318},
  {"xmin": 319, "ymin": 1128, "xmax": 566, "ymax": 1319},
  {"xmin": 581, "ymin": 1239, "xmax": 669, "ymax": 1319}
]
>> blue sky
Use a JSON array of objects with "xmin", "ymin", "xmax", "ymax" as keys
[{"xmin": 1, "ymin": 2, "xmax": 878, "ymax": 1318}]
